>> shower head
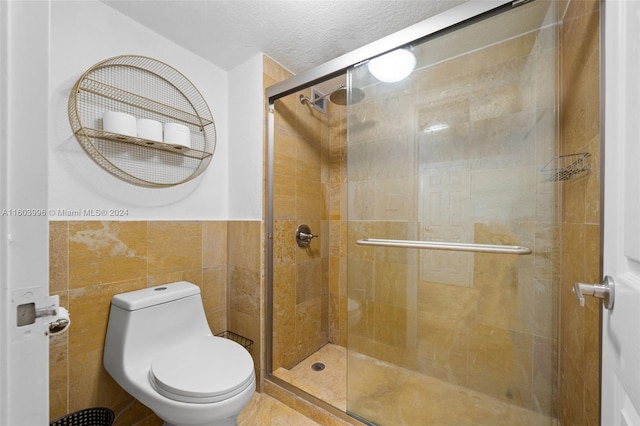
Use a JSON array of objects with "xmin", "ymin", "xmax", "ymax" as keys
[
  {"xmin": 328, "ymin": 86, "xmax": 365, "ymax": 106},
  {"xmin": 300, "ymin": 84, "xmax": 365, "ymax": 107}
]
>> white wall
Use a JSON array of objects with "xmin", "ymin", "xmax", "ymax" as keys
[
  {"xmin": 228, "ymin": 53, "xmax": 264, "ymax": 220},
  {"xmin": 49, "ymin": 0, "xmax": 229, "ymax": 220}
]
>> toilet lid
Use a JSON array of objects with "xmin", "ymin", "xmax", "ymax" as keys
[{"xmin": 150, "ymin": 336, "xmax": 254, "ymax": 403}]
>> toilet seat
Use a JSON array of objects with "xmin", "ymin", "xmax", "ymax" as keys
[{"xmin": 149, "ymin": 336, "xmax": 254, "ymax": 404}]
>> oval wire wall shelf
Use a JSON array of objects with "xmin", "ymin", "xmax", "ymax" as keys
[{"xmin": 68, "ymin": 55, "xmax": 216, "ymax": 187}]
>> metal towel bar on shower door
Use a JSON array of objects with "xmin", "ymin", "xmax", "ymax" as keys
[{"xmin": 355, "ymin": 239, "xmax": 532, "ymax": 255}]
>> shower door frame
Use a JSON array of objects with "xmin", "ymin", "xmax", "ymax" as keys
[{"xmin": 265, "ymin": 0, "xmax": 517, "ymax": 421}]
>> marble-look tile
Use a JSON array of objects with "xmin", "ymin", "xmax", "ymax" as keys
[
  {"xmin": 202, "ymin": 266, "xmax": 227, "ymax": 333},
  {"xmin": 49, "ymin": 292, "xmax": 69, "ymax": 421},
  {"xmin": 273, "ymin": 220, "xmax": 297, "ymax": 266},
  {"xmin": 229, "ymin": 266, "xmax": 260, "ymax": 318},
  {"xmin": 50, "ymin": 221, "xmax": 69, "ymax": 294},
  {"xmin": 274, "ymin": 132, "xmax": 298, "ymax": 178},
  {"xmin": 273, "ymin": 173, "xmax": 297, "ymax": 220},
  {"xmin": 273, "ymin": 264, "xmax": 297, "ymax": 370},
  {"xmin": 68, "ymin": 221, "xmax": 147, "ymax": 288},
  {"xmin": 68, "ymin": 278, "xmax": 146, "ymax": 354},
  {"xmin": 148, "ymin": 222, "xmax": 202, "ymax": 276},
  {"xmin": 238, "ymin": 392, "xmax": 319, "ymax": 426},
  {"xmin": 277, "ymin": 344, "xmax": 553, "ymax": 425},
  {"xmin": 228, "ymin": 221, "xmax": 261, "ymax": 271},
  {"xmin": 202, "ymin": 221, "xmax": 227, "ymax": 268},
  {"xmin": 295, "ymin": 298, "xmax": 327, "ymax": 360},
  {"xmin": 263, "ymin": 55, "xmax": 293, "ymax": 84},
  {"xmin": 274, "ymin": 344, "xmax": 346, "ymax": 410},
  {"xmin": 558, "ymin": 1, "xmax": 601, "ymax": 424},
  {"xmin": 296, "ymin": 258, "xmax": 322, "ymax": 304},
  {"xmin": 51, "ymin": 218, "xmax": 265, "ymax": 424}
]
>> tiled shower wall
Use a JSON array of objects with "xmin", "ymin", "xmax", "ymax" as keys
[
  {"xmin": 345, "ymin": 18, "xmax": 560, "ymax": 416},
  {"xmin": 327, "ymin": 93, "xmax": 348, "ymax": 348},
  {"xmin": 265, "ymin": 56, "xmax": 335, "ymax": 371},
  {"xmin": 48, "ymin": 220, "xmax": 261, "ymax": 423},
  {"xmin": 558, "ymin": 0, "xmax": 601, "ymax": 424}
]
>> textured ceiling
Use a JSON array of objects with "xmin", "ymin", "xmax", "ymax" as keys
[{"xmin": 101, "ymin": 0, "xmax": 467, "ymax": 74}]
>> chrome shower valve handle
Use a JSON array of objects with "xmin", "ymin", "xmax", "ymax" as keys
[{"xmin": 296, "ymin": 224, "xmax": 318, "ymax": 248}]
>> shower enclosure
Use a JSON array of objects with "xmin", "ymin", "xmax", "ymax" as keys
[{"xmin": 266, "ymin": 1, "xmax": 560, "ymax": 424}]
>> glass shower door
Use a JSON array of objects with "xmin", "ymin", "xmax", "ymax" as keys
[{"xmin": 345, "ymin": 1, "xmax": 560, "ymax": 424}]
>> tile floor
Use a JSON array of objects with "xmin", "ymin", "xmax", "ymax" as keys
[
  {"xmin": 274, "ymin": 344, "xmax": 556, "ymax": 426},
  {"xmin": 238, "ymin": 392, "xmax": 320, "ymax": 425},
  {"xmin": 274, "ymin": 344, "xmax": 346, "ymax": 410}
]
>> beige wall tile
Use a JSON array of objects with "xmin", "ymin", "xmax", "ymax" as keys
[
  {"xmin": 296, "ymin": 258, "xmax": 322, "ymax": 304},
  {"xmin": 69, "ymin": 278, "xmax": 147, "ymax": 355},
  {"xmin": 148, "ymin": 222, "xmax": 202, "ymax": 275},
  {"xmin": 559, "ymin": 1, "xmax": 601, "ymax": 424},
  {"xmin": 50, "ymin": 221, "xmax": 69, "ymax": 294},
  {"xmin": 295, "ymin": 298, "xmax": 326, "ymax": 359},
  {"xmin": 49, "ymin": 291, "xmax": 69, "ymax": 421},
  {"xmin": 273, "ymin": 264, "xmax": 296, "ymax": 369},
  {"xmin": 274, "ymin": 133, "xmax": 297, "ymax": 178},
  {"xmin": 69, "ymin": 221, "xmax": 147, "ymax": 288},
  {"xmin": 146, "ymin": 270, "xmax": 202, "ymax": 288},
  {"xmin": 229, "ymin": 266, "xmax": 260, "ymax": 318},
  {"xmin": 268, "ymin": 59, "xmax": 336, "ymax": 371},
  {"xmin": 228, "ymin": 310, "xmax": 261, "ymax": 380},
  {"xmin": 228, "ymin": 221, "xmax": 260, "ymax": 271},
  {"xmin": 51, "ymin": 219, "xmax": 243, "ymax": 422},
  {"xmin": 296, "ymin": 137, "xmax": 323, "ymax": 183},
  {"xmin": 202, "ymin": 266, "xmax": 227, "ymax": 333},
  {"xmin": 273, "ymin": 220, "xmax": 297, "ymax": 266},
  {"xmin": 263, "ymin": 55, "xmax": 293, "ymax": 83},
  {"xmin": 559, "ymin": 347, "xmax": 585, "ymax": 425},
  {"xmin": 203, "ymin": 221, "xmax": 227, "ymax": 268}
]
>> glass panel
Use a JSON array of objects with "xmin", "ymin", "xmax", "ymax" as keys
[{"xmin": 346, "ymin": 1, "xmax": 559, "ymax": 424}]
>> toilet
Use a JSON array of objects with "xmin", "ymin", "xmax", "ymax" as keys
[{"xmin": 103, "ymin": 281, "xmax": 255, "ymax": 426}]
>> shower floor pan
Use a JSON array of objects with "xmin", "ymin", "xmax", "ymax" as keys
[{"xmin": 274, "ymin": 344, "xmax": 555, "ymax": 426}]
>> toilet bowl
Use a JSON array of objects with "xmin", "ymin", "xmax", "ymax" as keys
[{"xmin": 104, "ymin": 282, "xmax": 255, "ymax": 426}]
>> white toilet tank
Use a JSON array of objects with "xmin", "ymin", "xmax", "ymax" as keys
[{"xmin": 104, "ymin": 282, "xmax": 213, "ymax": 374}]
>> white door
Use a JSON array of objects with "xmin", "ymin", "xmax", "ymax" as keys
[
  {"xmin": 0, "ymin": 1, "xmax": 51, "ymax": 424},
  {"xmin": 601, "ymin": 0, "xmax": 640, "ymax": 424}
]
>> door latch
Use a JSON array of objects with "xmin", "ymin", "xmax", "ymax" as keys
[
  {"xmin": 573, "ymin": 275, "xmax": 615, "ymax": 310},
  {"xmin": 15, "ymin": 295, "xmax": 69, "ymax": 335}
]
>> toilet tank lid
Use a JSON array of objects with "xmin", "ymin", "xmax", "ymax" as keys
[{"xmin": 111, "ymin": 282, "xmax": 200, "ymax": 311}]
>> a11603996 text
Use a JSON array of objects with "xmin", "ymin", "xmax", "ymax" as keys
[{"xmin": 1, "ymin": 208, "xmax": 129, "ymax": 217}]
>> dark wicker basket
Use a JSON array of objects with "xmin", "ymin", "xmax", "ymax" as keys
[
  {"xmin": 215, "ymin": 330, "xmax": 254, "ymax": 352},
  {"xmin": 50, "ymin": 407, "xmax": 115, "ymax": 426}
]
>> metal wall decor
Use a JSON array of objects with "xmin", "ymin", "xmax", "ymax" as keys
[{"xmin": 68, "ymin": 55, "xmax": 216, "ymax": 187}]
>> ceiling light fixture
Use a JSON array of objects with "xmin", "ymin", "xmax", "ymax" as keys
[{"xmin": 368, "ymin": 48, "xmax": 416, "ymax": 83}]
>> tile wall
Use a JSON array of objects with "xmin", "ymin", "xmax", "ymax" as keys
[
  {"xmin": 265, "ymin": 56, "xmax": 347, "ymax": 372},
  {"xmin": 558, "ymin": 0, "xmax": 601, "ymax": 424},
  {"xmin": 345, "ymin": 18, "xmax": 560, "ymax": 417},
  {"xmin": 327, "ymin": 93, "xmax": 348, "ymax": 348},
  {"xmin": 48, "ymin": 220, "xmax": 261, "ymax": 424}
]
